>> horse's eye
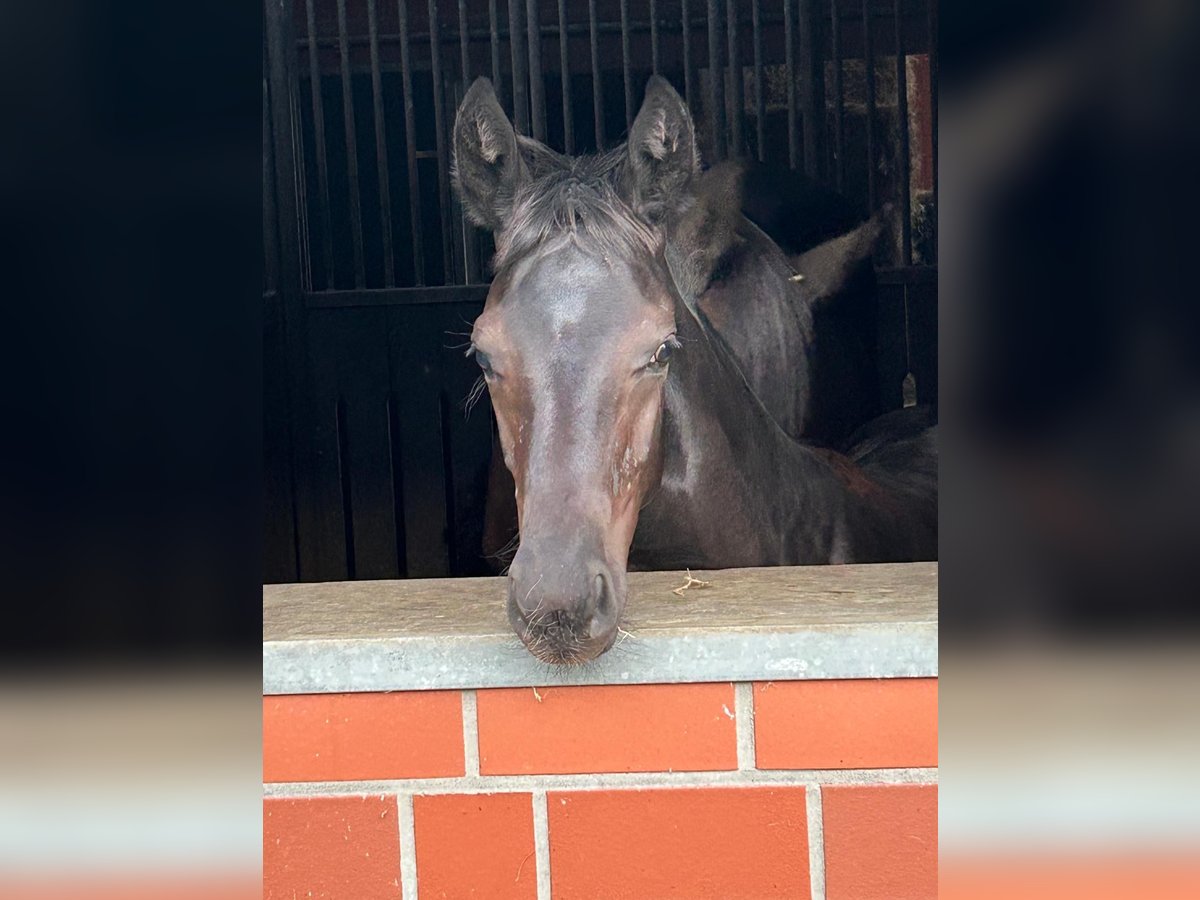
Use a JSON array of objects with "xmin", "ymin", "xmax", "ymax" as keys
[
  {"xmin": 472, "ymin": 348, "xmax": 494, "ymax": 376},
  {"xmin": 649, "ymin": 339, "xmax": 676, "ymax": 368}
]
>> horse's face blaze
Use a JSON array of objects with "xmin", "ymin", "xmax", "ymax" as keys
[{"xmin": 472, "ymin": 246, "xmax": 676, "ymax": 664}]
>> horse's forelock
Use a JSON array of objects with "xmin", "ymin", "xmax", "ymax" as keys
[{"xmin": 492, "ymin": 146, "xmax": 664, "ymax": 278}]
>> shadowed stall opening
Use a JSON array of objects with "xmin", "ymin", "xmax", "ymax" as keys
[{"xmin": 264, "ymin": 0, "xmax": 938, "ymax": 584}]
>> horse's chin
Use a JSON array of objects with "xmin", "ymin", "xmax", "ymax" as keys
[
  {"xmin": 509, "ymin": 610, "xmax": 621, "ymax": 666},
  {"xmin": 521, "ymin": 631, "xmax": 618, "ymax": 666}
]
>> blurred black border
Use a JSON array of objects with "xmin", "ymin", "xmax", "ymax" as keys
[
  {"xmin": 0, "ymin": 1, "xmax": 262, "ymax": 663},
  {"xmin": 940, "ymin": 0, "xmax": 1200, "ymax": 634}
]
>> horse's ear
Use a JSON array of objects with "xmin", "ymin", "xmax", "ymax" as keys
[
  {"xmin": 453, "ymin": 78, "xmax": 526, "ymax": 230},
  {"xmin": 790, "ymin": 210, "xmax": 888, "ymax": 300},
  {"xmin": 624, "ymin": 76, "xmax": 699, "ymax": 221},
  {"xmin": 668, "ymin": 161, "xmax": 747, "ymax": 297}
]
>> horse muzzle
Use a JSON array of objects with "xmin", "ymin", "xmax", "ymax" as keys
[{"xmin": 506, "ymin": 552, "xmax": 624, "ymax": 664}]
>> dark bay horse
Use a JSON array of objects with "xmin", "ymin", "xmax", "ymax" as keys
[
  {"xmin": 453, "ymin": 77, "xmax": 937, "ymax": 664},
  {"xmin": 476, "ymin": 77, "xmax": 885, "ymax": 564}
]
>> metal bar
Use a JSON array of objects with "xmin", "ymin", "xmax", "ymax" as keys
[
  {"xmin": 707, "ymin": 0, "xmax": 725, "ymax": 161},
  {"xmin": 526, "ymin": 0, "xmax": 546, "ymax": 140},
  {"xmin": 727, "ymin": 0, "xmax": 743, "ymax": 158},
  {"xmin": 928, "ymin": 0, "xmax": 938, "ymax": 261},
  {"xmin": 265, "ymin": 0, "xmax": 314, "ymax": 578},
  {"xmin": 621, "ymin": 0, "xmax": 634, "ymax": 129},
  {"xmin": 650, "ymin": 0, "xmax": 660, "ymax": 75},
  {"xmin": 863, "ymin": 0, "xmax": 877, "ymax": 209},
  {"xmin": 263, "ymin": 77, "xmax": 280, "ymax": 296},
  {"xmin": 489, "ymin": 0, "xmax": 502, "ymax": 97},
  {"xmin": 398, "ymin": 0, "xmax": 426, "ymax": 285},
  {"xmin": 508, "ymin": 0, "xmax": 529, "ymax": 133},
  {"xmin": 589, "ymin": 0, "xmax": 605, "ymax": 148},
  {"xmin": 301, "ymin": 18, "xmax": 734, "ymax": 52},
  {"xmin": 459, "ymin": 0, "xmax": 481, "ymax": 283},
  {"xmin": 367, "ymin": 0, "xmax": 395, "ymax": 286},
  {"xmin": 799, "ymin": 0, "xmax": 824, "ymax": 180},
  {"xmin": 335, "ymin": 0, "xmax": 366, "ymax": 287},
  {"xmin": 304, "ymin": 0, "xmax": 335, "ymax": 289},
  {"xmin": 831, "ymin": 0, "xmax": 845, "ymax": 189},
  {"xmin": 784, "ymin": 0, "xmax": 798, "ymax": 168},
  {"xmin": 428, "ymin": 0, "xmax": 455, "ymax": 281},
  {"xmin": 306, "ymin": 285, "xmax": 490, "ymax": 308},
  {"xmin": 894, "ymin": 0, "xmax": 911, "ymax": 264},
  {"xmin": 681, "ymin": 0, "xmax": 695, "ymax": 106},
  {"xmin": 458, "ymin": 0, "xmax": 471, "ymax": 82},
  {"xmin": 558, "ymin": 0, "xmax": 575, "ymax": 153},
  {"xmin": 752, "ymin": 0, "xmax": 764, "ymax": 161}
]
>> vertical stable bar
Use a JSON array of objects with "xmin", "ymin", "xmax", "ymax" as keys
[
  {"xmin": 862, "ymin": 0, "xmax": 877, "ymax": 208},
  {"xmin": 263, "ymin": 78, "xmax": 280, "ymax": 295},
  {"xmin": 752, "ymin": 0, "xmax": 764, "ymax": 161},
  {"xmin": 589, "ymin": 0, "xmax": 605, "ymax": 148},
  {"xmin": 727, "ymin": 0, "xmax": 743, "ymax": 158},
  {"xmin": 894, "ymin": 0, "xmax": 911, "ymax": 264},
  {"xmin": 928, "ymin": 0, "xmax": 938, "ymax": 260},
  {"xmin": 304, "ymin": 0, "xmax": 335, "ymax": 289},
  {"xmin": 621, "ymin": 0, "xmax": 634, "ymax": 129},
  {"xmin": 831, "ymin": 0, "xmax": 845, "ymax": 189},
  {"xmin": 682, "ymin": 0, "xmax": 695, "ymax": 107},
  {"xmin": 707, "ymin": 0, "xmax": 726, "ymax": 161},
  {"xmin": 367, "ymin": 0, "xmax": 395, "ymax": 286},
  {"xmin": 508, "ymin": 0, "xmax": 529, "ymax": 133},
  {"xmin": 458, "ymin": 0, "xmax": 471, "ymax": 82},
  {"xmin": 784, "ymin": 0, "xmax": 798, "ymax": 168},
  {"xmin": 266, "ymin": 0, "xmax": 318, "ymax": 578},
  {"xmin": 650, "ymin": 0, "xmax": 660, "ymax": 75},
  {"xmin": 398, "ymin": 0, "xmax": 426, "ymax": 285},
  {"xmin": 459, "ymin": 0, "xmax": 481, "ymax": 283},
  {"xmin": 558, "ymin": 0, "xmax": 575, "ymax": 153},
  {"xmin": 335, "ymin": 0, "xmax": 366, "ymax": 287},
  {"xmin": 799, "ymin": 0, "xmax": 825, "ymax": 180},
  {"xmin": 428, "ymin": 0, "xmax": 456, "ymax": 281},
  {"xmin": 526, "ymin": 0, "xmax": 546, "ymax": 141},
  {"xmin": 489, "ymin": 0, "xmax": 502, "ymax": 94}
]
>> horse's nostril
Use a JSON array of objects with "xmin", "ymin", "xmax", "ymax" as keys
[
  {"xmin": 591, "ymin": 570, "xmax": 613, "ymax": 613},
  {"xmin": 587, "ymin": 569, "xmax": 617, "ymax": 640}
]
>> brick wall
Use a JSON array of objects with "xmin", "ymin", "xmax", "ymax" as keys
[{"xmin": 263, "ymin": 678, "xmax": 938, "ymax": 899}]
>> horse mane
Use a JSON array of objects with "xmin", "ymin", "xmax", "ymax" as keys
[{"xmin": 492, "ymin": 140, "xmax": 664, "ymax": 276}]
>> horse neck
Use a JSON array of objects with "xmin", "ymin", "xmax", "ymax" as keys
[
  {"xmin": 648, "ymin": 312, "xmax": 927, "ymax": 567},
  {"xmin": 660, "ymin": 294, "xmax": 834, "ymax": 509},
  {"xmin": 664, "ymin": 214, "xmax": 816, "ymax": 439}
]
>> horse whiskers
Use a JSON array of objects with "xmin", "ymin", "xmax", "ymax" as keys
[
  {"xmin": 639, "ymin": 485, "xmax": 662, "ymax": 512},
  {"xmin": 522, "ymin": 574, "xmax": 544, "ymax": 609},
  {"xmin": 463, "ymin": 375, "xmax": 488, "ymax": 418},
  {"xmin": 487, "ymin": 532, "xmax": 521, "ymax": 564}
]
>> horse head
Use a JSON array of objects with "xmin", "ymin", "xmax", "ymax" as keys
[{"xmin": 453, "ymin": 77, "xmax": 697, "ymax": 663}]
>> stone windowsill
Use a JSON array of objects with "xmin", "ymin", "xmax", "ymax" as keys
[{"xmin": 263, "ymin": 562, "xmax": 937, "ymax": 694}]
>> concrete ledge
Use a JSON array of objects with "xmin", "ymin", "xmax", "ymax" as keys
[{"xmin": 263, "ymin": 562, "xmax": 937, "ymax": 694}]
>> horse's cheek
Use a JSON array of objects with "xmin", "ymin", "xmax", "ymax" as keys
[{"xmin": 627, "ymin": 389, "xmax": 663, "ymax": 469}]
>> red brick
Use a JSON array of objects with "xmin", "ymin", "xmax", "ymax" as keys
[
  {"xmin": 263, "ymin": 795, "xmax": 401, "ymax": 900},
  {"xmin": 754, "ymin": 678, "xmax": 938, "ymax": 769},
  {"xmin": 549, "ymin": 787, "xmax": 810, "ymax": 899},
  {"xmin": 263, "ymin": 692, "xmax": 464, "ymax": 782},
  {"xmin": 823, "ymin": 784, "xmax": 938, "ymax": 900},
  {"xmin": 477, "ymin": 683, "xmax": 738, "ymax": 774},
  {"xmin": 413, "ymin": 793, "xmax": 537, "ymax": 898}
]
